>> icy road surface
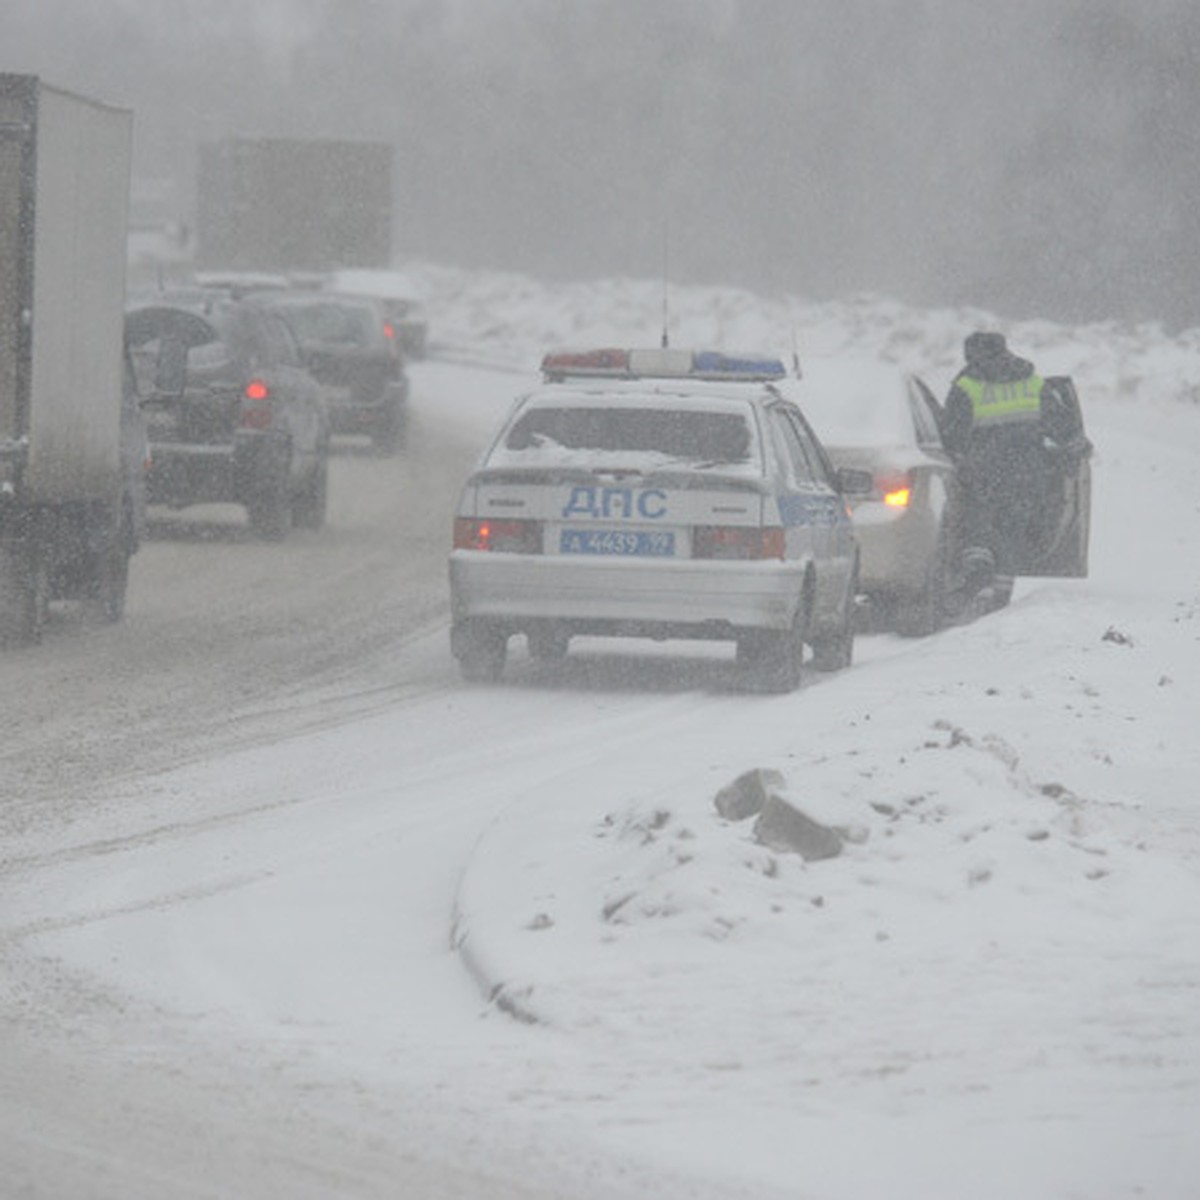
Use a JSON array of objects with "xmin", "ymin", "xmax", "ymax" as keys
[{"xmin": 2, "ymin": 338, "xmax": 1199, "ymax": 1199}]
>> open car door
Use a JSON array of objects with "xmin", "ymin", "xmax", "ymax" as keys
[{"xmin": 1009, "ymin": 375, "xmax": 1092, "ymax": 578}]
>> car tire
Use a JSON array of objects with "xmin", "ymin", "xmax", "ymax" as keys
[
  {"xmin": 738, "ymin": 596, "xmax": 807, "ymax": 694},
  {"xmin": 895, "ymin": 534, "xmax": 951, "ymax": 638},
  {"xmin": 248, "ymin": 467, "xmax": 294, "ymax": 541},
  {"xmin": 84, "ymin": 511, "xmax": 132, "ymax": 624},
  {"xmin": 372, "ymin": 404, "xmax": 405, "ymax": 456},
  {"xmin": 293, "ymin": 450, "xmax": 329, "ymax": 530},
  {"xmin": 0, "ymin": 543, "xmax": 49, "ymax": 648},
  {"xmin": 455, "ymin": 621, "xmax": 508, "ymax": 682},
  {"xmin": 811, "ymin": 567, "xmax": 857, "ymax": 672},
  {"xmin": 527, "ymin": 627, "xmax": 570, "ymax": 661}
]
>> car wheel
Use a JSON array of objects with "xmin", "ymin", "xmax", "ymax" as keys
[
  {"xmin": 811, "ymin": 567, "xmax": 857, "ymax": 672},
  {"xmin": 0, "ymin": 543, "xmax": 49, "ymax": 648},
  {"xmin": 293, "ymin": 450, "xmax": 329, "ymax": 529},
  {"xmin": 84, "ymin": 512, "xmax": 132, "ymax": 624},
  {"xmin": 372, "ymin": 406, "xmax": 405, "ymax": 456},
  {"xmin": 738, "ymin": 597, "xmax": 807, "ymax": 694},
  {"xmin": 527, "ymin": 627, "xmax": 570, "ymax": 661},
  {"xmin": 895, "ymin": 534, "xmax": 951, "ymax": 638},
  {"xmin": 248, "ymin": 467, "xmax": 293, "ymax": 541},
  {"xmin": 455, "ymin": 621, "xmax": 508, "ymax": 682}
]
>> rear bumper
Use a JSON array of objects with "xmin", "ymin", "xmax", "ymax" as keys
[
  {"xmin": 851, "ymin": 505, "xmax": 940, "ymax": 596},
  {"xmin": 449, "ymin": 550, "xmax": 806, "ymax": 639},
  {"xmin": 146, "ymin": 433, "xmax": 288, "ymax": 508},
  {"xmin": 325, "ymin": 381, "xmax": 405, "ymax": 435}
]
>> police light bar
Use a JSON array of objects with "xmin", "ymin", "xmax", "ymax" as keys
[{"xmin": 541, "ymin": 348, "xmax": 786, "ymax": 382}]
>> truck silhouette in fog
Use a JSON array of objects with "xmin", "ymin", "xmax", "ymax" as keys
[{"xmin": 195, "ymin": 137, "xmax": 393, "ymax": 275}]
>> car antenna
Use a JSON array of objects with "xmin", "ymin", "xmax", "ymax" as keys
[
  {"xmin": 791, "ymin": 326, "xmax": 802, "ymax": 378},
  {"xmin": 660, "ymin": 219, "xmax": 670, "ymax": 349}
]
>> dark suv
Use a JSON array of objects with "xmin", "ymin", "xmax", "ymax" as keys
[
  {"xmin": 255, "ymin": 292, "xmax": 408, "ymax": 454},
  {"xmin": 125, "ymin": 293, "xmax": 330, "ymax": 540}
]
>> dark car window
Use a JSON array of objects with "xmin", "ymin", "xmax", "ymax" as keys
[
  {"xmin": 505, "ymin": 406, "xmax": 753, "ymax": 463},
  {"xmin": 771, "ymin": 406, "xmax": 832, "ymax": 486},
  {"xmin": 281, "ymin": 301, "xmax": 380, "ymax": 348}
]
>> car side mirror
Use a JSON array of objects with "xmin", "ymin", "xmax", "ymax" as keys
[{"xmin": 835, "ymin": 467, "xmax": 873, "ymax": 497}]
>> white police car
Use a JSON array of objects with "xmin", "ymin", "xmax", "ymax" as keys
[{"xmin": 448, "ymin": 348, "xmax": 864, "ymax": 690}]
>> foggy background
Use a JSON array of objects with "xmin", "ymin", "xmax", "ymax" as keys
[{"xmin": 7, "ymin": 0, "xmax": 1200, "ymax": 327}]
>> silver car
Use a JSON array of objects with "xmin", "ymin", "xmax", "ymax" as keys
[
  {"xmin": 784, "ymin": 356, "xmax": 962, "ymax": 636},
  {"xmin": 791, "ymin": 357, "xmax": 1093, "ymax": 636},
  {"xmin": 448, "ymin": 348, "xmax": 862, "ymax": 691}
]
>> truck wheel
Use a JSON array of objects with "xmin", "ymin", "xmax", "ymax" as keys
[
  {"xmin": 292, "ymin": 451, "xmax": 329, "ymax": 530},
  {"xmin": 85, "ymin": 520, "xmax": 132, "ymax": 624},
  {"xmin": 527, "ymin": 627, "xmax": 570, "ymax": 661},
  {"xmin": 0, "ymin": 545, "xmax": 49, "ymax": 648},
  {"xmin": 453, "ymin": 621, "xmax": 507, "ymax": 682},
  {"xmin": 248, "ymin": 471, "xmax": 293, "ymax": 541},
  {"xmin": 372, "ymin": 406, "xmax": 404, "ymax": 456}
]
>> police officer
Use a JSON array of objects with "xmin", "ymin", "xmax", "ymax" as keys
[{"xmin": 942, "ymin": 331, "xmax": 1050, "ymax": 589}]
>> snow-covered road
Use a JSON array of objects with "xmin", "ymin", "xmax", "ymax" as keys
[{"xmin": 3, "ymin": 276, "xmax": 1199, "ymax": 1199}]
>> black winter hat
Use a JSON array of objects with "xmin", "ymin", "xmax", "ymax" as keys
[{"xmin": 964, "ymin": 331, "xmax": 1007, "ymax": 364}]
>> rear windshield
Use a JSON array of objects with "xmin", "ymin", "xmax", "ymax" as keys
[
  {"xmin": 499, "ymin": 405, "xmax": 757, "ymax": 470},
  {"xmin": 278, "ymin": 303, "xmax": 378, "ymax": 347}
]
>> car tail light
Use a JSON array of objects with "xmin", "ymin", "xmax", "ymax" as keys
[
  {"xmin": 876, "ymin": 472, "xmax": 913, "ymax": 509},
  {"xmin": 240, "ymin": 379, "xmax": 272, "ymax": 430},
  {"xmin": 382, "ymin": 321, "xmax": 396, "ymax": 341},
  {"xmin": 454, "ymin": 517, "xmax": 543, "ymax": 553},
  {"xmin": 693, "ymin": 525, "xmax": 785, "ymax": 560}
]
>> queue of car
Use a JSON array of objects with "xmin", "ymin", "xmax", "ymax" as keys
[
  {"xmin": 123, "ymin": 275, "xmax": 414, "ymax": 543},
  {"xmin": 121, "ymin": 280, "xmax": 1090, "ymax": 688}
]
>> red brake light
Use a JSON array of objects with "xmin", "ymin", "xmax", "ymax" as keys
[
  {"xmin": 693, "ymin": 525, "xmax": 785, "ymax": 560},
  {"xmin": 382, "ymin": 322, "xmax": 396, "ymax": 340},
  {"xmin": 454, "ymin": 517, "xmax": 542, "ymax": 553},
  {"xmin": 241, "ymin": 379, "xmax": 272, "ymax": 430}
]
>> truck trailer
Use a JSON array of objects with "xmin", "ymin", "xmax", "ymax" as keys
[
  {"xmin": 0, "ymin": 74, "xmax": 140, "ymax": 645},
  {"xmin": 195, "ymin": 136, "xmax": 393, "ymax": 274}
]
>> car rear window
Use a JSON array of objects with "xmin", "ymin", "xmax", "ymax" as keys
[
  {"xmin": 281, "ymin": 303, "xmax": 377, "ymax": 347},
  {"xmin": 498, "ymin": 405, "xmax": 758, "ymax": 470}
]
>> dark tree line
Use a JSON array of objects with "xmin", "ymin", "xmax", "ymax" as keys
[{"xmin": 9, "ymin": 0, "xmax": 1200, "ymax": 325}]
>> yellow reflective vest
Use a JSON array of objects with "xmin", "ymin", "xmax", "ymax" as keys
[{"xmin": 956, "ymin": 373, "xmax": 1043, "ymax": 427}]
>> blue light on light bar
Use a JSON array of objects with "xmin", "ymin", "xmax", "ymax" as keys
[{"xmin": 691, "ymin": 352, "xmax": 786, "ymax": 379}]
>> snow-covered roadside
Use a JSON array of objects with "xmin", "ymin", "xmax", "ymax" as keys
[{"xmin": 9, "ymin": 270, "xmax": 1200, "ymax": 1199}]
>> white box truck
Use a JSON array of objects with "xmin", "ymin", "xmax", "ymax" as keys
[{"xmin": 0, "ymin": 74, "xmax": 141, "ymax": 645}]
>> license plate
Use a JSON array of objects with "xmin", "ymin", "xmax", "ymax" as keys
[{"xmin": 560, "ymin": 529, "xmax": 675, "ymax": 556}]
